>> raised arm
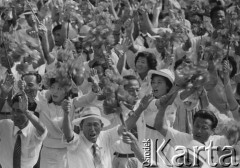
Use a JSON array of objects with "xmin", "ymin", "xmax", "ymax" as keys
[
  {"xmin": 223, "ymin": 60, "xmax": 240, "ymax": 120},
  {"xmin": 0, "ymin": 73, "xmax": 14, "ymax": 112},
  {"xmin": 62, "ymin": 99, "xmax": 74, "ymax": 142},
  {"xmin": 19, "ymin": 91, "xmax": 46, "ymax": 136},
  {"xmin": 118, "ymin": 94, "xmax": 154, "ymax": 135},
  {"xmin": 154, "ymin": 86, "xmax": 179, "ymax": 136}
]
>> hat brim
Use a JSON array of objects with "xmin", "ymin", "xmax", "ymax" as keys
[
  {"xmin": 72, "ymin": 115, "xmax": 111, "ymax": 127},
  {"xmin": 148, "ymin": 70, "xmax": 174, "ymax": 84}
]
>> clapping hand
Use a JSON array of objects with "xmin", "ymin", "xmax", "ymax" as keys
[
  {"xmin": 19, "ymin": 91, "xmax": 28, "ymax": 113},
  {"xmin": 89, "ymin": 69, "xmax": 100, "ymax": 93},
  {"xmin": 0, "ymin": 73, "xmax": 14, "ymax": 96}
]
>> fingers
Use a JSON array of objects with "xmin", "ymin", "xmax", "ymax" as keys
[{"xmin": 122, "ymin": 131, "xmax": 135, "ymax": 144}]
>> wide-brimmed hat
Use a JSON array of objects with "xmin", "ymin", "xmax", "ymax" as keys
[
  {"xmin": 72, "ymin": 107, "xmax": 110, "ymax": 127},
  {"xmin": 148, "ymin": 69, "xmax": 175, "ymax": 84}
]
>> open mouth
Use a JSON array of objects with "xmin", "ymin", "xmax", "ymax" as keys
[{"xmin": 89, "ymin": 133, "xmax": 97, "ymax": 139}]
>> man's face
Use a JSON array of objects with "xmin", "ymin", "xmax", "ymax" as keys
[
  {"xmin": 25, "ymin": 14, "xmax": 35, "ymax": 27},
  {"xmin": 193, "ymin": 117, "xmax": 214, "ymax": 144},
  {"xmin": 124, "ymin": 79, "xmax": 140, "ymax": 102},
  {"xmin": 53, "ymin": 29, "xmax": 64, "ymax": 47},
  {"xmin": 81, "ymin": 117, "xmax": 103, "ymax": 143},
  {"xmin": 23, "ymin": 75, "xmax": 40, "ymax": 99},
  {"xmin": 12, "ymin": 102, "xmax": 28, "ymax": 128},
  {"xmin": 211, "ymin": 10, "xmax": 225, "ymax": 30}
]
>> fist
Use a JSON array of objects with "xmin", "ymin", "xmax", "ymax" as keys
[{"xmin": 61, "ymin": 99, "xmax": 72, "ymax": 114}]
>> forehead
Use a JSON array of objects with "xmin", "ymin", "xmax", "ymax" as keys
[
  {"xmin": 125, "ymin": 80, "xmax": 140, "ymax": 88},
  {"xmin": 83, "ymin": 117, "xmax": 102, "ymax": 124},
  {"xmin": 213, "ymin": 10, "xmax": 225, "ymax": 17},
  {"xmin": 152, "ymin": 75, "xmax": 165, "ymax": 81},
  {"xmin": 23, "ymin": 75, "xmax": 37, "ymax": 83},
  {"xmin": 136, "ymin": 56, "xmax": 147, "ymax": 62},
  {"xmin": 194, "ymin": 117, "xmax": 213, "ymax": 127}
]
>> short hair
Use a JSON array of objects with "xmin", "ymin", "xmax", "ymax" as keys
[
  {"xmin": 11, "ymin": 93, "xmax": 22, "ymax": 105},
  {"xmin": 151, "ymin": 74, "xmax": 173, "ymax": 93},
  {"xmin": 123, "ymin": 75, "xmax": 140, "ymax": 87},
  {"xmin": 135, "ymin": 52, "xmax": 157, "ymax": 70},
  {"xmin": 210, "ymin": 6, "xmax": 226, "ymax": 20},
  {"xmin": 91, "ymin": 60, "xmax": 108, "ymax": 71},
  {"xmin": 222, "ymin": 56, "xmax": 237, "ymax": 79},
  {"xmin": 193, "ymin": 110, "xmax": 218, "ymax": 129},
  {"xmin": 21, "ymin": 72, "xmax": 42, "ymax": 84},
  {"xmin": 52, "ymin": 25, "xmax": 62, "ymax": 34}
]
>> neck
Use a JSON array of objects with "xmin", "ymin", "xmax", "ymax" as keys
[{"xmin": 138, "ymin": 71, "xmax": 148, "ymax": 80}]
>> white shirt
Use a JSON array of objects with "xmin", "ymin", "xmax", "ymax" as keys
[
  {"xmin": 36, "ymin": 90, "xmax": 97, "ymax": 148},
  {"xmin": 112, "ymin": 101, "xmax": 145, "ymax": 154},
  {"xmin": 0, "ymin": 119, "xmax": 47, "ymax": 168},
  {"xmin": 65, "ymin": 126, "xmax": 120, "ymax": 168}
]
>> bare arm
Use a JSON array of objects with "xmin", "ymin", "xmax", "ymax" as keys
[{"xmin": 62, "ymin": 99, "xmax": 74, "ymax": 142}]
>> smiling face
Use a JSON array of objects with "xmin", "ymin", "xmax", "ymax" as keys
[
  {"xmin": 135, "ymin": 56, "xmax": 149, "ymax": 75},
  {"xmin": 81, "ymin": 117, "xmax": 103, "ymax": 143},
  {"xmin": 23, "ymin": 75, "xmax": 40, "ymax": 99},
  {"xmin": 49, "ymin": 82, "xmax": 67, "ymax": 104},
  {"xmin": 193, "ymin": 117, "xmax": 214, "ymax": 144},
  {"xmin": 151, "ymin": 75, "xmax": 169, "ymax": 99},
  {"xmin": 12, "ymin": 102, "xmax": 29, "ymax": 129}
]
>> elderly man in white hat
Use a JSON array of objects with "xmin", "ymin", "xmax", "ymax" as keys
[{"xmin": 62, "ymin": 105, "xmax": 147, "ymax": 168}]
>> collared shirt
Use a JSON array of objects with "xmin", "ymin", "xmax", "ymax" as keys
[
  {"xmin": 112, "ymin": 101, "xmax": 145, "ymax": 154},
  {"xmin": 165, "ymin": 128, "xmax": 229, "ymax": 167},
  {"xmin": 65, "ymin": 126, "xmax": 120, "ymax": 168},
  {"xmin": 36, "ymin": 90, "xmax": 97, "ymax": 148},
  {"xmin": 0, "ymin": 119, "xmax": 47, "ymax": 168}
]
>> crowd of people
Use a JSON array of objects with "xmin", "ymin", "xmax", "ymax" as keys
[{"xmin": 0, "ymin": 0, "xmax": 240, "ymax": 167}]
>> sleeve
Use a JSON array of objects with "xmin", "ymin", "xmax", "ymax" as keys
[
  {"xmin": 166, "ymin": 127, "xmax": 193, "ymax": 147},
  {"xmin": 73, "ymin": 91, "xmax": 98, "ymax": 108},
  {"xmin": 32, "ymin": 125, "xmax": 48, "ymax": 142},
  {"xmin": 121, "ymin": 69, "xmax": 135, "ymax": 77},
  {"xmin": 102, "ymin": 125, "xmax": 120, "ymax": 147},
  {"xmin": 63, "ymin": 133, "xmax": 80, "ymax": 151}
]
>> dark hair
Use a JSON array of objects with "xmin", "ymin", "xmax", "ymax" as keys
[
  {"xmin": 21, "ymin": 72, "xmax": 42, "ymax": 84},
  {"xmin": 123, "ymin": 75, "xmax": 140, "ymax": 88},
  {"xmin": 135, "ymin": 52, "xmax": 157, "ymax": 70},
  {"xmin": 52, "ymin": 25, "xmax": 62, "ymax": 34},
  {"xmin": 11, "ymin": 93, "xmax": 22, "ymax": 105},
  {"xmin": 210, "ymin": 6, "xmax": 226, "ymax": 20},
  {"xmin": 91, "ymin": 60, "xmax": 108, "ymax": 72},
  {"xmin": 193, "ymin": 110, "xmax": 218, "ymax": 129},
  {"xmin": 222, "ymin": 56, "xmax": 237, "ymax": 79},
  {"xmin": 48, "ymin": 78, "xmax": 78, "ymax": 103},
  {"xmin": 151, "ymin": 74, "xmax": 173, "ymax": 93}
]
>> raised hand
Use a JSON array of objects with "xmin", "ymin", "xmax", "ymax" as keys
[
  {"xmin": 0, "ymin": 73, "xmax": 14, "ymax": 95},
  {"xmin": 222, "ymin": 60, "xmax": 231, "ymax": 84},
  {"xmin": 138, "ymin": 94, "xmax": 154, "ymax": 111},
  {"xmin": 19, "ymin": 91, "xmax": 28, "ymax": 112},
  {"xmin": 122, "ymin": 131, "xmax": 138, "ymax": 144},
  {"xmin": 38, "ymin": 23, "xmax": 47, "ymax": 38},
  {"xmin": 89, "ymin": 69, "xmax": 100, "ymax": 93},
  {"xmin": 156, "ymin": 86, "xmax": 179, "ymax": 109},
  {"xmin": 18, "ymin": 79, "xmax": 26, "ymax": 91},
  {"xmin": 61, "ymin": 98, "xmax": 72, "ymax": 115}
]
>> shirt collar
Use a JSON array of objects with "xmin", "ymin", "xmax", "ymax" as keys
[
  {"xmin": 13, "ymin": 121, "xmax": 30, "ymax": 137},
  {"xmin": 81, "ymin": 132, "xmax": 94, "ymax": 149}
]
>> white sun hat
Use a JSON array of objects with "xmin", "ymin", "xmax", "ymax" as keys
[
  {"xmin": 148, "ymin": 68, "xmax": 175, "ymax": 84},
  {"xmin": 72, "ymin": 107, "xmax": 111, "ymax": 127}
]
